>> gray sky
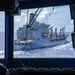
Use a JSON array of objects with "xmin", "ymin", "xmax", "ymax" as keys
[
  {"xmin": 0, "ymin": 5, "xmax": 73, "ymax": 33},
  {"xmin": 14, "ymin": 5, "xmax": 73, "ymax": 33}
]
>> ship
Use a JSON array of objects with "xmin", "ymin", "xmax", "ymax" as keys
[{"xmin": 14, "ymin": 10, "xmax": 69, "ymax": 50}]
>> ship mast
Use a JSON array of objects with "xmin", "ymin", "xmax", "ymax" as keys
[{"xmin": 25, "ymin": 9, "xmax": 29, "ymax": 40}]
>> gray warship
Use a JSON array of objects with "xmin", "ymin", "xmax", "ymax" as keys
[{"xmin": 14, "ymin": 12, "xmax": 69, "ymax": 50}]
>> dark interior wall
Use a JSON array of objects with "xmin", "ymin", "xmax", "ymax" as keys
[
  {"xmin": 0, "ymin": 0, "xmax": 71, "ymax": 11},
  {"xmin": 19, "ymin": 0, "xmax": 71, "ymax": 9},
  {"xmin": 1, "ymin": 0, "xmax": 75, "ymax": 69}
]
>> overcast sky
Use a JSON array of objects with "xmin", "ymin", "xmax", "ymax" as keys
[
  {"xmin": 14, "ymin": 5, "xmax": 74, "ymax": 33},
  {"xmin": 0, "ymin": 5, "xmax": 74, "ymax": 33}
]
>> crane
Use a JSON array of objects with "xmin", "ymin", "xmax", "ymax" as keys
[{"xmin": 25, "ymin": 7, "xmax": 54, "ymax": 40}]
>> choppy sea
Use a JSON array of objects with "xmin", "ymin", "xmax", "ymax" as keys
[{"xmin": 0, "ymin": 32, "xmax": 75, "ymax": 58}]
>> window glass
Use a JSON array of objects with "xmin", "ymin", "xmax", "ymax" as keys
[
  {"xmin": 0, "ymin": 12, "xmax": 5, "ymax": 58},
  {"xmin": 14, "ymin": 5, "xmax": 75, "ymax": 58}
]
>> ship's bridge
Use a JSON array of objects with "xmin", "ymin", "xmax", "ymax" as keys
[{"xmin": 0, "ymin": 0, "xmax": 75, "ymax": 74}]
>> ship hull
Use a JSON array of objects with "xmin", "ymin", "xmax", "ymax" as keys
[{"xmin": 14, "ymin": 38, "xmax": 67, "ymax": 50}]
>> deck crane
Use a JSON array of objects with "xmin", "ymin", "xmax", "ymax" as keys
[
  {"xmin": 25, "ymin": 7, "xmax": 54, "ymax": 40},
  {"xmin": 28, "ymin": 8, "xmax": 43, "ymax": 27},
  {"xmin": 25, "ymin": 8, "xmax": 43, "ymax": 40}
]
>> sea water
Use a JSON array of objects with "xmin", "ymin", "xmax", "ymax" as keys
[{"xmin": 0, "ymin": 32, "xmax": 75, "ymax": 58}]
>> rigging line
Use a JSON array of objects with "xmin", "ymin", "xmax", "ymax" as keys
[
  {"xmin": 8, "ymin": 30, "xmax": 26, "ymax": 67},
  {"xmin": 30, "ymin": 8, "xmax": 43, "ymax": 26},
  {"xmin": 26, "ymin": 9, "xmax": 29, "ymax": 40},
  {"xmin": 49, "ymin": 7, "xmax": 54, "ymax": 15},
  {"xmin": 29, "ymin": 8, "xmax": 39, "ymax": 26},
  {"xmin": 15, "ymin": 52, "xmax": 26, "ymax": 67}
]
